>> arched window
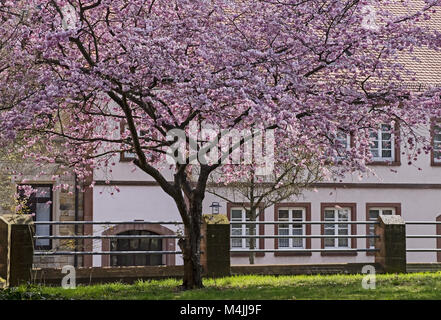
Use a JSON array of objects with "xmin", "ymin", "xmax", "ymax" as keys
[{"xmin": 110, "ymin": 230, "xmax": 163, "ymax": 266}]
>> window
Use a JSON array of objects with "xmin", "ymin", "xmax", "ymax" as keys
[
  {"xmin": 367, "ymin": 208, "xmax": 395, "ymax": 248},
  {"xmin": 326, "ymin": 130, "xmax": 351, "ymax": 162},
  {"xmin": 323, "ymin": 207, "xmax": 351, "ymax": 248},
  {"xmin": 110, "ymin": 230, "xmax": 163, "ymax": 266},
  {"xmin": 365, "ymin": 203, "xmax": 401, "ymax": 252},
  {"xmin": 369, "ymin": 124, "xmax": 395, "ymax": 162},
  {"xmin": 19, "ymin": 184, "xmax": 53, "ymax": 250},
  {"xmin": 320, "ymin": 203, "xmax": 357, "ymax": 255},
  {"xmin": 335, "ymin": 131, "xmax": 351, "ymax": 159},
  {"xmin": 432, "ymin": 121, "xmax": 441, "ymax": 165},
  {"xmin": 277, "ymin": 208, "xmax": 306, "ymax": 249},
  {"xmin": 230, "ymin": 207, "xmax": 260, "ymax": 250}
]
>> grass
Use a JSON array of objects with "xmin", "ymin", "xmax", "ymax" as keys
[{"xmin": 2, "ymin": 272, "xmax": 441, "ymax": 300}]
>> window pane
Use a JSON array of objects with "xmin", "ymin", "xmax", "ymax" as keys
[
  {"xmin": 278, "ymin": 210, "xmax": 289, "ymax": 220},
  {"xmin": 338, "ymin": 227, "xmax": 348, "ymax": 235},
  {"xmin": 232, "ymin": 239, "xmax": 242, "ymax": 248},
  {"xmin": 35, "ymin": 198, "xmax": 51, "ymax": 247},
  {"xmin": 338, "ymin": 209, "xmax": 349, "ymax": 221},
  {"xmin": 324, "ymin": 227, "xmax": 335, "ymax": 235},
  {"xmin": 324, "ymin": 238, "xmax": 335, "ymax": 247},
  {"xmin": 369, "ymin": 210, "xmax": 380, "ymax": 220},
  {"xmin": 292, "ymin": 210, "xmax": 303, "ymax": 220},
  {"xmin": 36, "ymin": 187, "xmax": 51, "ymax": 198},
  {"xmin": 324, "ymin": 210, "xmax": 335, "ymax": 220},
  {"xmin": 279, "ymin": 226, "xmax": 289, "ymax": 248},
  {"xmin": 382, "ymin": 132, "xmax": 391, "ymax": 141},
  {"xmin": 292, "ymin": 238, "xmax": 302, "ymax": 248},
  {"xmin": 338, "ymin": 238, "xmax": 349, "ymax": 247},
  {"xmin": 231, "ymin": 228, "xmax": 242, "ymax": 235},
  {"xmin": 382, "ymin": 150, "xmax": 392, "ymax": 158},
  {"xmin": 231, "ymin": 209, "xmax": 242, "ymax": 220}
]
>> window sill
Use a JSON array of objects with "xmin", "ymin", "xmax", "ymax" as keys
[
  {"xmin": 320, "ymin": 251, "xmax": 358, "ymax": 256},
  {"xmin": 274, "ymin": 251, "xmax": 312, "ymax": 257},
  {"xmin": 368, "ymin": 161, "xmax": 401, "ymax": 166}
]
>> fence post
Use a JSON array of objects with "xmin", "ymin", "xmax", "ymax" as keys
[
  {"xmin": 375, "ymin": 215, "xmax": 406, "ymax": 273},
  {"xmin": 200, "ymin": 214, "xmax": 230, "ymax": 278},
  {"xmin": 0, "ymin": 214, "xmax": 35, "ymax": 287}
]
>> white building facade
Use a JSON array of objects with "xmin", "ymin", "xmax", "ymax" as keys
[{"xmin": 85, "ymin": 120, "xmax": 441, "ymax": 267}]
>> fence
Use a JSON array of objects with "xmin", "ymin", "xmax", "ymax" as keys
[
  {"xmin": 2, "ymin": 213, "xmax": 441, "ymax": 286},
  {"xmin": 406, "ymin": 221, "xmax": 441, "ymax": 253},
  {"xmin": 229, "ymin": 220, "xmax": 379, "ymax": 254},
  {"xmin": 33, "ymin": 220, "xmax": 185, "ymax": 257},
  {"xmin": 30, "ymin": 220, "xmax": 380, "ymax": 266}
]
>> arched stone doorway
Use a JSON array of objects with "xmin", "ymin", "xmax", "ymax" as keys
[{"xmin": 101, "ymin": 224, "xmax": 176, "ymax": 266}]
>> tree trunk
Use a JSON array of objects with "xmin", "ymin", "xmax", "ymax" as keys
[{"xmin": 180, "ymin": 198, "xmax": 204, "ymax": 289}]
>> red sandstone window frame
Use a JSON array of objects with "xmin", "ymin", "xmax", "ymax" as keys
[
  {"xmin": 227, "ymin": 202, "xmax": 265, "ymax": 257},
  {"xmin": 320, "ymin": 203, "xmax": 357, "ymax": 256},
  {"xmin": 274, "ymin": 203, "xmax": 312, "ymax": 256}
]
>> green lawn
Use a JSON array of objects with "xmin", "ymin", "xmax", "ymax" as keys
[{"xmin": 2, "ymin": 272, "xmax": 441, "ymax": 300}]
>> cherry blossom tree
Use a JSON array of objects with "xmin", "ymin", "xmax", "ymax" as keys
[{"xmin": 1, "ymin": 0, "xmax": 441, "ymax": 289}]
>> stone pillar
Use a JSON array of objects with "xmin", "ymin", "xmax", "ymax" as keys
[
  {"xmin": 375, "ymin": 215, "xmax": 406, "ymax": 273},
  {"xmin": 0, "ymin": 214, "xmax": 35, "ymax": 287},
  {"xmin": 201, "ymin": 214, "xmax": 230, "ymax": 278}
]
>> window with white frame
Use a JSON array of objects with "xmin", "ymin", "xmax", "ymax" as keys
[
  {"xmin": 369, "ymin": 124, "xmax": 395, "ymax": 162},
  {"xmin": 324, "ymin": 207, "xmax": 351, "ymax": 248},
  {"xmin": 335, "ymin": 131, "xmax": 351, "ymax": 160},
  {"xmin": 433, "ymin": 123, "xmax": 441, "ymax": 163},
  {"xmin": 230, "ymin": 207, "xmax": 260, "ymax": 250},
  {"xmin": 278, "ymin": 208, "xmax": 306, "ymax": 249},
  {"xmin": 368, "ymin": 207, "xmax": 396, "ymax": 248}
]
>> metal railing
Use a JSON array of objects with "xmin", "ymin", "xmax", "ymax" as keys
[
  {"xmin": 229, "ymin": 220, "xmax": 379, "ymax": 254},
  {"xmin": 33, "ymin": 220, "xmax": 185, "ymax": 256},
  {"xmin": 28, "ymin": 218, "xmax": 441, "ymax": 268},
  {"xmin": 32, "ymin": 220, "xmax": 380, "ymax": 257},
  {"xmin": 405, "ymin": 221, "xmax": 441, "ymax": 253}
]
